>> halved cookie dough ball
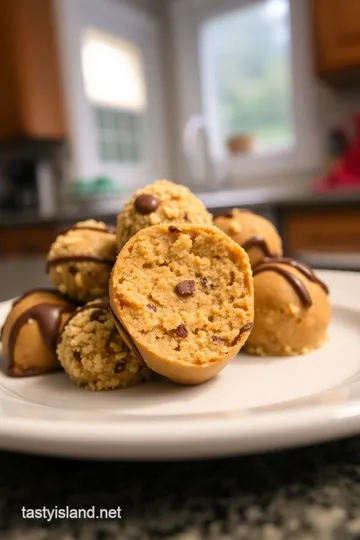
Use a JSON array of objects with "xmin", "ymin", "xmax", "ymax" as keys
[
  {"xmin": 110, "ymin": 224, "xmax": 254, "ymax": 385},
  {"xmin": 116, "ymin": 179, "xmax": 213, "ymax": 251},
  {"xmin": 57, "ymin": 300, "xmax": 151, "ymax": 391},
  {"xmin": 1, "ymin": 289, "xmax": 76, "ymax": 377},
  {"xmin": 214, "ymin": 209, "xmax": 282, "ymax": 268},
  {"xmin": 47, "ymin": 220, "xmax": 117, "ymax": 303},
  {"xmin": 245, "ymin": 257, "xmax": 331, "ymax": 356}
]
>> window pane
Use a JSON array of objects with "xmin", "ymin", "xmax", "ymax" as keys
[
  {"xmin": 93, "ymin": 106, "xmax": 142, "ymax": 164},
  {"xmin": 200, "ymin": 0, "xmax": 293, "ymax": 156},
  {"xmin": 82, "ymin": 28, "xmax": 146, "ymax": 111}
]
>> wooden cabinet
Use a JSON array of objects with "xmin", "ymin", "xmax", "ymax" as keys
[
  {"xmin": 283, "ymin": 207, "xmax": 360, "ymax": 255},
  {"xmin": 313, "ymin": 0, "xmax": 360, "ymax": 81},
  {"xmin": 0, "ymin": 225, "xmax": 57, "ymax": 256},
  {"xmin": 0, "ymin": 0, "xmax": 66, "ymax": 140}
]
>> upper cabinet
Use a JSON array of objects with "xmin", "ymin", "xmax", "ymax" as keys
[
  {"xmin": 0, "ymin": 0, "xmax": 66, "ymax": 140},
  {"xmin": 313, "ymin": 0, "xmax": 360, "ymax": 82}
]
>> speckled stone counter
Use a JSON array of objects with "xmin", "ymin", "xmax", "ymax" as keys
[{"xmin": 2, "ymin": 437, "xmax": 360, "ymax": 539}]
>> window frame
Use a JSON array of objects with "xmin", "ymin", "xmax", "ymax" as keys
[
  {"xmin": 55, "ymin": 0, "xmax": 169, "ymax": 187},
  {"xmin": 171, "ymin": 0, "xmax": 322, "ymax": 182}
]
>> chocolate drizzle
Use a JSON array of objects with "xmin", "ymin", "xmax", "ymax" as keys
[
  {"xmin": 254, "ymin": 262, "xmax": 313, "ymax": 307},
  {"xmin": 231, "ymin": 322, "xmax": 254, "ymax": 346},
  {"xmin": 1, "ymin": 288, "xmax": 76, "ymax": 343},
  {"xmin": 109, "ymin": 306, "xmax": 144, "ymax": 364},
  {"xmin": 7, "ymin": 302, "xmax": 76, "ymax": 377},
  {"xmin": 11, "ymin": 288, "xmax": 68, "ymax": 308},
  {"xmin": 58, "ymin": 301, "xmax": 110, "ymax": 343},
  {"xmin": 57, "ymin": 225, "xmax": 116, "ymax": 236},
  {"xmin": 46, "ymin": 255, "xmax": 115, "ymax": 273},
  {"xmin": 261, "ymin": 257, "xmax": 329, "ymax": 294},
  {"xmin": 241, "ymin": 236, "xmax": 274, "ymax": 257}
]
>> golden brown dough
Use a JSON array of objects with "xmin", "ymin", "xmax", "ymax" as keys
[
  {"xmin": 116, "ymin": 179, "xmax": 213, "ymax": 251},
  {"xmin": 1, "ymin": 289, "xmax": 76, "ymax": 377},
  {"xmin": 47, "ymin": 219, "xmax": 117, "ymax": 303},
  {"xmin": 110, "ymin": 224, "xmax": 254, "ymax": 385},
  {"xmin": 245, "ymin": 257, "xmax": 331, "ymax": 356},
  {"xmin": 214, "ymin": 209, "xmax": 282, "ymax": 268}
]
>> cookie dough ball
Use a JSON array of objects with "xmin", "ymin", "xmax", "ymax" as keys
[
  {"xmin": 57, "ymin": 300, "xmax": 151, "ymax": 390},
  {"xmin": 110, "ymin": 224, "xmax": 254, "ymax": 385},
  {"xmin": 47, "ymin": 220, "xmax": 117, "ymax": 303},
  {"xmin": 1, "ymin": 289, "xmax": 76, "ymax": 377},
  {"xmin": 214, "ymin": 209, "xmax": 282, "ymax": 268},
  {"xmin": 116, "ymin": 179, "xmax": 213, "ymax": 251},
  {"xmin": 245, "ymin": 257, "xmax": 331, "ymax": 356}
]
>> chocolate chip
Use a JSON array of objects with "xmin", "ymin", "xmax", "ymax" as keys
[
  {"xmin": 90, "ymin": 309, "xmax": 105, "ymax": 322},
  {"xmin": 183, "ymin": 213, "xmax": 189, "ymax": 221},
  {"xmin": 175, "ymin": 324, "xmax": 188, "ymax": 338},
  {"xmin": 200, "ymin": 277, "xmax": 215, "ymax": 289},
  {"xmin": 231, "ymin": 322, "xmax": 254, "ymax": 346},
  {"xmin": 241, "ymin": 322, "xmax": 254, "ymax": 333},
  {"xmin": 74, "ymin": 351, "xmax": 81, "ymax": 362},
  {"xmin": 134, "ymin": 194, "xmax": 159, "ymax": 214},
  {"xmin": 68, "ymin": 265, "xmax": 78, "ymax": 275},
  {"xmin": 114, "ymin": 363, "xmax": 125, "ymax": 373},
  {"xmin": 212, "ymin": 335, "xmax": 223, "ymax": 344},
  {"xmin": 169, "ymin": 226, "xmax": 181, "ymax": 233},
  {"xmin": 175, "ymin": 280, "xmax": 195, "ymax": 297},
  {"xmin": 147, "ymin": 303, "xmax": 157, "ymax": 312}
]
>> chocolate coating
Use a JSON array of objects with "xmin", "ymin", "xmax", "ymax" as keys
[
  {"xmin": 134, "ymin": 194, "xmax": 159, "ymax": 215},
  {"xmin": 2, "ymin": 290, "xmax": 76, "ymax": 377}
]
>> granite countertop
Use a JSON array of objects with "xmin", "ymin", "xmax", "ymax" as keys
[
  {"xmin": 2, "ymin": 187, "xmax": 360, "ymax": 227},
  {"xmin": 2, "ymin": 437, "xmax": 360, "ymax": 539}
]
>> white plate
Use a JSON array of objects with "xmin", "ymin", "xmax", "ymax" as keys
[{"xmin": 1, "ymin": 270, "xmax": 360, "ymax": 460}]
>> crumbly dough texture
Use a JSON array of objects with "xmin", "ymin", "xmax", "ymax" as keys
[
  {"xmin": 1, "ymin": 290, "xmax": 75, "ymax": 376},
  {"xmin": 47, "ymin": 220, "xmax": 117, "ymax": 302},
  {"xmin": 110, "ymin": 224, "xmax": 254, "ymax": 384},
  {"xmin": 116, "ymin": 179, "xmax": 213, "ymax": 251},
  {"xmin": 245, "ymin": 263, "xmax": 331, "ymax": 356},
  {"xmin": 57, "ymin": 300, "xmax": 151, "ymax": 391},
  {"xmin": 214, "ymin": 209, "xmax": 283, "ymax": 268}
]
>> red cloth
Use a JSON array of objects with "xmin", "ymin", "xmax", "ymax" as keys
[{"xmin": 313, "ymin": 114, "xmax": 360, "ymax": 192}]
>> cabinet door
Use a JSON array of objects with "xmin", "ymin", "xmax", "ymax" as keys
[
  {"xmin": 314, "ymin": 0, "xmax": 360, "ymax": 76},
  {"xmin": 0, "ymin": 0, "xmax": 66, "ymax": 140},
  {"xmin": 283, "ymin": 208, "xmax": 360, "ymax": 255}
]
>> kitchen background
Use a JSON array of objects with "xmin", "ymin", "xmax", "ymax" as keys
[{"xmin": 0, "ymin": 0, "xmax": 360, "ymax": 299}]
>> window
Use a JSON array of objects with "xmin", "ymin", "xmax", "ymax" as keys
[
  {"xmin": 200, "ymin": 0, "xmax": 293, "ymax": 158},
  {"xmin": 172, "ymin": 0, "xmax": 320, "ymax": 181},
  {"xmin": 81, "ymin": 28, "xmax": 146, "ymax": 164}
]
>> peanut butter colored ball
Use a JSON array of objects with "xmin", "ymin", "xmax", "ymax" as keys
[
  {"xmin": 1, "ymin": 289, "xmax": 76, "ymax": 377},
  {"xmin": 57, "ymin": 300, "xmax": 151, "ymax": 391},
  {"xmin": 214, "ymin": 209, "xmax": 282, "ymax": 268},
  {"xmin": 245, "ymin": 258, "xmax": 331, "ymax": 356},
  {"xmin": 116, "ymin": 179, "xmax": 213, "ymax": 251},
  {"xmin": 47, "ymin": 220, "xmax": 117, "ymax": 303}
]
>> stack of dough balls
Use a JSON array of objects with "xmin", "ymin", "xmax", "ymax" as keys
[
  {"xmin": 1, "ymin": 179, "xmax": 256, "ymax": 389},
  {"xmin": 1, "ymin": 181, "xmax": 332, "ymax": 393}
]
